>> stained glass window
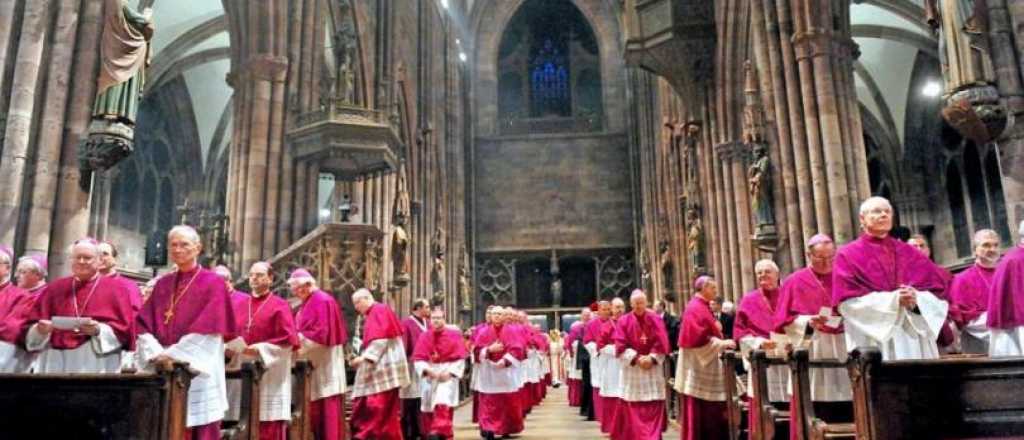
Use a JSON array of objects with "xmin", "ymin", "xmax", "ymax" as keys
[{"xmin": 530, "ymin": 38, "xmax": 570, "ymax": 116}]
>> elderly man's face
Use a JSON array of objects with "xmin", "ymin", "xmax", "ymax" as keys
[
  {"xmin": 353, "ymin": 295, "xmax": 372, "ymax": 314},
  {"xmin": 808, "ymin": 242, "xmax": 836, "ymax": 274},
  {"xmin": 700, "ymin": 280, "xmax": 719, "ymax": 301},
  {"xmin": 290, "ymin": 282, "xmax": 314, "ymax": 300},
  {"xmin": 612, "ymin": 300, "xmax": 625, "ymax": 317},
  {"xmin": 598, "ymin": 303, "xmax": 611, "ymax": 319},
  {"xmin": 16, "ymin": 262, "xmax": 43, "ymax": 289},
  {"xmin": 581, "ymin": 309, "xmax": 592, "ymax": 322},
  {"xmin": 71, "ymin": 244, "xmax": 100, "ymax": 281},
  {"xmin": 975, "ymin": 233, "xmax": 1001, "ymax": 267},
  {"xmin": 756, "ymin": 266, "xmax": 779, "ymax": 290},
  {"xmin": 430, "ymin": 310, "xmax": 446, "ymax": 330},
  {"xmin": 168, "ymin": 233, "xmax": 202, "ymax": 267},
  {"xmin": 860, "ymin": 201, "xmax": 893, "ymax": 236},
  {"xmin": 631, "ymin": 295, "xmax": 647, "ymax": 315}
]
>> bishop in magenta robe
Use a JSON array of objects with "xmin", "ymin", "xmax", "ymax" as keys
[
  {"xmin": 230, "ymin": 262, "xmax": 299, "ymax": 440},
  {"xmin": 400, "ymin": 299, "xmax": 430, "ymax": 440},
  {"xmin": 612, "ymin": 289, "xmax": 669, "ymax": 440},
  {"xmin": 676, "ymin": 276, "xmax": 735, "ymax": 440},
  {"xmin": 349, "ymin": 289, "xmax": 409, "ymax": 440},
  {"xmin": 474, "ymin": 306, "xmax": 527, "ymax": 439},
  {"xmin": 833, "ymin": 197, "xmax": 949, "ymax": 360},
  {"xmin": 26, "ymin": 239, "xmax": 135, "ymax": 374},
  {"xmin": 290, "ymin": 268, "xmax": 349, "ymax": 440},
  {"xmin": 987, "ymin": 221, "xmax": 1024, "ymax": 356},
  {"xmin": 949, "ymin": 229, "xmax": 1001, "ymax": 354},
  {"xmin": 136, "ymin": 226, "xmax": 237, "ymax": 440},
  {"xmin": 0, "ymin": 245, "xmax": 35, "ymax": 372},
  {"xmin": 412, "ymin": 308, "xmax": 468, "ymax": 440}
]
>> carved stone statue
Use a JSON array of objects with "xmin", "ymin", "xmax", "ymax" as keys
[
  {"xmin": 748, "ymin": 143, "xmax": 775, "ymax": 227},
  {"xmin": 431, "ymin": 227, "xmax": 446, "ymax": 296},
  {"xmin": 94, "ymin": 0, "xmax": 154, "ymax": 125},
  {"xmin": 686, "ymin": 206, "xmax": 706, "ymax": 274},
  {"xmin": 458, "ymin": 246, "xmax": 472, "ymax": 311},
  {"xmin": 926, "ymin": 0, "xmax": 1006, "ymax": 144},
  {"xmin": 391, "ymin": 171, "xmax": 411, "ymax": 286},
  {"xmin": 683, "ymin": 123, "xmax": 701, "ymax": 197},
  {"xmin": 333, "ymin": 18, "xmax": 357, "ymax": 104},
  {"xmin": 926, "ymin": 0, "xmax": 996, "ymax": 93},
  {"xmin": 80, "ymin": 0, "xmax": 154, "ymax": 189}
]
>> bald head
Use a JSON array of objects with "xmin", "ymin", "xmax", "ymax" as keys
[{"xmin": 352, "ymin": 288, "xmax": 375, "ymax": 314}]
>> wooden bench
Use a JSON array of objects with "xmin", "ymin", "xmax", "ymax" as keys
[
  {"xmin": 0, "ymin": 359, "xmax": 194, "ymax": 439},
  {"xmin": 721, "ymin": 350, "xmax": 748, "ymax": 440},
  {"xmin": 849, "ymin": 346, "xmax": 1024, "ymax": 439},
  {"xmin": 290, "ymin": 360, "xmax": 314, "ymax": 440},
  {"xmin": 749, "ymin": 349, "xmax": 791, "ymax": 440},
  {"xmin": 222, "ymin": 360, "xmax": 266, "ymax": 440},
  {"xmin": 788, "ymin": 348, "xmax": 854, "ymax": 440}
]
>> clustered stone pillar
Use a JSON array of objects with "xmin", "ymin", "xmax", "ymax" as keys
[
  {"xmin": 988, "ymin": 0, "xmax": 1024, "ymax": 234},
  {"xmin": 0, "ymin": 0, "xmax": 103, "ymax": 275},
  {"xmin": 746, "ymin": 0, "xmax": 869, "ymax": 254}
]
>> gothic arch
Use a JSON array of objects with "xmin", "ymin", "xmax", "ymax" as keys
[{"xmin": 469, "ymin": 0, "xmax": 627, "ymax": 135}]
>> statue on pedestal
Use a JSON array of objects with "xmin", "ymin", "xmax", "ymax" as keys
[
  {"xmin": 685, "ymin": 205, "xmax": 706, "ymax": 276},
  {"xmin": 458, "ymin": 245, "xmax": 472, "ymax": 311},
  {"xmin": 926, "ymin": 0, "xmax": 1006, "ymax": 144},
  {"xmin": 80, "ymin": 0, "xmax": 155, "ymax": 189},
  {"xmin": 748, "ymin": 143, "xmax": 775, "ymax": 227},
  {"xmin": 431, "ymin": 227, "xmax": 446, "ymax": 297},
  {"xmin": 391, "ymin": 172, "xmax": 411, "ymax": 287}
]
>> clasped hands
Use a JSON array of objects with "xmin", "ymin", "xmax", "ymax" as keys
[
  {"xmin": 35, "ymin": 319, "xmax": 100, "ymax": 336},
  {"xmin": 425, "ymin": 369, "xmax": 453, "ymax": 381},
  {"xmin": 897, "ymin": 286, "xmax": 917, "ymax": 309},
  {"xmin": 487, "ymin": 342, "xmax": 504, "ymax": 354},
  {"xmin": 635, "ymin": 354, "xmax": 656, "ymax": 370}
]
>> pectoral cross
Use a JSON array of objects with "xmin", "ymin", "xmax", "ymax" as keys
[{"xmin": 164, "ymin": 309, "xmax": 174, "ymax": 324}]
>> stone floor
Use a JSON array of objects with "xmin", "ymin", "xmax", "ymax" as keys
[{"xmin": 452, "ymin": 386, "xmax": 679, "ymax": 439}]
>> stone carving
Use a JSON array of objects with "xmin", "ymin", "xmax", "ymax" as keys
[
  {"xmin": 333, "ymin": 16, "xmax": 358, "ymax": 105},
  {"xmin": 686, "ymin": 205, "xmax": 706, "ymax": 276},
  {"xmin": 748, "ymin": 144, "xmax": 774, "ymax": 226},
  {"xmin": 431, "ymin": 227, "xmax": 446, "ymax": 297},
  {"xmin": 742, "ymin": 61, "xmax": 766, "ymax": 145},
  {"xmin": 81, "ymin": 0, "xmax": 155, "ymax": 189},
  {"xmin": 458, "ymin": 245, "xmax": 472, "ymax": 311},
  {"xmin": 926, "ymin": 0, "xmax": 1006, "ymax": 144},
  {"xmin": 391, "ymin": 170, "xmax": 411, "ymax": 286},
  {"xmin": 549, "ymin": 249, "xmax": 562, "ymax": 307}
]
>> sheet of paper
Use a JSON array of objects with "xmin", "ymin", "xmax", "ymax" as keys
[
  {"xmin": 51, "ymin": 316, "xmax": 91, "ymax": 330},
  {"xmin": 825, "ymin": 316, "xmax": 843, "ymax": 328},
  {"xmin": 768, "ymin": 332, "xmax": 789, "ymax": 358}
]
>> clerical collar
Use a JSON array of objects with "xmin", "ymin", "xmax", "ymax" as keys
[
  {"xmin": 25, "ymin": 282, "xmax": 46, "ymax": 293},
  {"xmin": 861, "ymin": 232, "xmax": 888, "ymax": 242},
  {"xmin": 252, "ymin": 289, "xmax": 271, "ymax": 298},
  {"xmin": 977, "ymin": 263, "xmax": 996, "ymax": 272},
  {"xmin": 75, "ymin": 272, "xmax": 100, "ymax": 284}
]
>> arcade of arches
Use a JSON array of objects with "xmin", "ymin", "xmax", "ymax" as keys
[{"xmin": 1, "ymin": 0, "xmax": 1023, "ymax": 327}]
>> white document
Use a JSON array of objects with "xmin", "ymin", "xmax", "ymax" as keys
[{"xmin": 51, "ymin": 316, "xmax": 91, "ymax": 330}]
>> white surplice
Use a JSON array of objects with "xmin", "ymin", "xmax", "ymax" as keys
[
  {"xmin": 739, "ymin": 335, "xmax": 789, "ymax": 402},
  {"xmin": 781, "ymin": 316, "xmax": 851, "ymax": 401},
  {"xmin": 567, "ymin": 340, "xmax": 582, "ymax": 380},
  {"xmin": 297, "ymin": 334, "xmax": 348, "ymax": 400},
  {"xmin": 961, "ymin": 312, "xmax": 990, "ymax": 355},
  {"xmin": 989, "ymin": 326, "xmax": 1024, "ymax": 357},
  {"xmin": 598, "ymin": 344, "xmax": 623, "ymax": 399},
  {"xmin": 619, "ymin": 348, "xmax": 665, "ymax": 402},
  {"xmin": 838, "ymin": 289, "xmax": 947, "ymax": 360},
  {"xmin": 474, "ymin": 347, "xmax": 521, "ymax": 394},
  {"xmin": 350, "ymin": 337, "xmax": 410, "ymax": 398},
  {"xmin": 414, "ymin": 359, "xmax": 466, "ymax": 411},
  {"xmin": 27, "ymin": 322, "xmax": 123, "ymax": 373},
  {"xmin": 585, "ymin": 341, "xmax": 602, "ymax": 389},
  {"xmin": 136, "ymin": 333, "xmax": 227, "ymax": 427},
  {"xmin": 675, "ymin": 338, "xmax": 731, "ymax": 402},
  {"xmin": 0, "ymin": 340, "xmax": 36, "ymax": 372}
]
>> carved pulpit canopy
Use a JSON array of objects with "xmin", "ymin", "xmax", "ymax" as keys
[{"xmin": 624, "ymin": 0, "xmax": 715, "ymax": 102}]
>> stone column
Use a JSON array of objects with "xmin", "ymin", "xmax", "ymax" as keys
[
  {"xmin": 0, "ymin": 0, "xmax": 51, "ymax": 246},
  {"xmin": 49, "ymin": 0, "xmax": 105, "ymax": 277},
  {"xmin": 989, "ymin": 0, "xmax": 1024, "ymax": 234},
  {"xmin": 24, "ymin": 0, "xmax": 82, "ymax": 254}
]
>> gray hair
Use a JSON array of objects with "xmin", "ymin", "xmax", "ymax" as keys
[
  {"xmin": 858, "ymin": 196, "xmax": 892, "ymax": 215},
  {"xmin": 972, "ymin": 229, "xmax": 1000, "ymax": 247},
  {"xmin": 754, "ymin": 258, "xmax": 779, "ymax": 273},
  {"xmin": 629, "ymin": 289, "xmax": 647, "ymax": 302},
  {"xmin": 168, "ymin": 225, "xmax": 201, "ymax": 244},
  {"xmin": 351, "ymin": 288, "xmax": 374, "ymax": 303},
  {"xmin": 16, "ymin": 257, "xmax": 46, "ymax": 277}
]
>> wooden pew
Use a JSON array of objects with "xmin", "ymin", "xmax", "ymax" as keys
[
  {"xmin": 849, "ymin": 347, "xmax": 1024, "ymax": 439},
  {"xmin": 0, "ymin": 360, "xmax": 194, "ymax": 439},
  {"xmin": 788, "ymin": 349, "xmax": 854, "ymax": 440},
  {"xmin": 721, "ymin": 350, "xmax": 748, "ymax": 440},
  {"xmin": 222, "ymin": 360, "xmax": 266, "ymax": 440},
  {"xmin": 749, "ymin": 349, "xmax": 790, "ymax": 440},
  {"xmin": 289, "ymin": 360, "xmax": 313, "ymax": 440}
]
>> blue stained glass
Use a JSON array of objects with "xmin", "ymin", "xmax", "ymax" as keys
[{"xmin": 530, "ymin": 39, "xmax": 570, "ymax": 116}]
